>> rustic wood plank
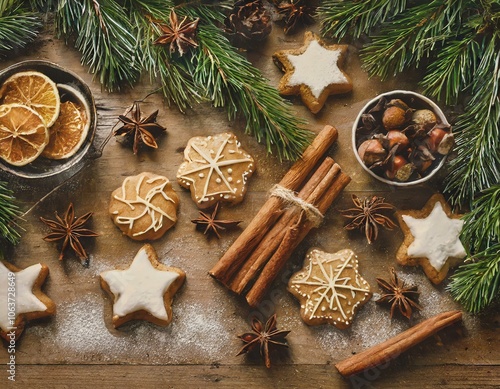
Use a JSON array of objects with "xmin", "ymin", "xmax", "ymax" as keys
[{"xmin": 7, "ymin": 364, "xmax": 500, "ymax": 388}]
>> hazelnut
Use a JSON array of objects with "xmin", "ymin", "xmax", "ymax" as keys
[
  {"xmin": 358, "ymin": 139, "xmax": 387, "ymax": 167},
  {"xmin": 412, "ymin": 109, "xmax": 437, "ymax": 127},
  {"xmin": 382, "ymin": 106, "xmax": 407, "ymax": 130},
  {"xmin": 386, "ymin": 130, "xmax": 409, "ymax": 152}
]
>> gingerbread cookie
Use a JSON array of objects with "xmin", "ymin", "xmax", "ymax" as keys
[
  {"xmin": 177, "ymin": 132, "xmax": 255, "ymax": 209},
  {"xmin": 288, "ymin": 248, "xmax": 371, "ymax": 329},
  {"xmin": 396, "ymin": 194, "xmax": 466, "ymax": 284},
  {"xmin": 273, "ymin": 31, "xmax": 352, "ymax": 114},
  {"xmin": 109, "ymin": 172, "xmax": 179, "ymax": 241},
  {"xmin": 100, "ymin": 244, "xmax": 185, "ymax": 328},
  {"xmin": 1, "ymin": 261, "xmax": 56, "ymax": 341}
]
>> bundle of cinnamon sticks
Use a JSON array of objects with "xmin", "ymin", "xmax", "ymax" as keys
[{"xmin": 209, "ymin": 125, "xmax": 351, "ymax": 307}]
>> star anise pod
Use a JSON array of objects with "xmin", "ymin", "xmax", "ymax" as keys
[
  {"xmin": 376, "ymin": 268, "xmax": 422, "ymax": 320},
  {"xmin": 191, "ymin": 203, "xmax": 241, "ymax": 239},
  {"xmin": 274, "ymin": 0, "xmax": 315, "ymax": 35},
  {"xmin": 339, "ymin": 194, "xmax": 397, "ymax": 244},
  {"xmin": 237, "ymin": 314, "xmax": 290, "ymax": 368},
  {"xmin": 40, "ymin": 203, "xmax": 99, "ymax": 264},
  {"xmin": 114, "ymin": 102, "xmax": 166, "ymax": 154},
  {"xmin": 152, "ymin": 10, "xmax": 199, "ymax": 56}
]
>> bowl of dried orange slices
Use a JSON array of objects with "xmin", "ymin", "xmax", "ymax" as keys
[{"xmin": 0, "ymin": 60, "xmax": 96, "ymax": 179}]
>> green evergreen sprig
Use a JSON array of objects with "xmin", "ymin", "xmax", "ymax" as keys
[
  {"xmin": 0, "ymin": 180, "xmax": 21, "ymax": 246},
  {"xmin": 130, "ymin": 0, "xmax": 311, "ymax": 160},
  {"xmin": 0, "ymin": 0, "xmax": 41, "ymax": 56},
  {"xmin": 56, "ymin": 0, "xmax": 141, "ymax": 91},
  {"xmin": 450, "ymin": 185, "xmax": 500, "ymax": 313}
]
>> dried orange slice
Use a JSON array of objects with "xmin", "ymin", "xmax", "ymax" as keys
[
  {"xmin": 0, "ymin": 103, "xmax": 49, "ymax": 166},
  {"xmin": 0, "ymin": 71, "xmax": 60, "ymax": 127},
  {"xmin": 41, "ymin": 84, "xmax": 90, "ymax": 160}
]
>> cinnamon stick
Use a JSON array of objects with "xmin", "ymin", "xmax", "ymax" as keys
[
  {"xmin": 210, "ymin": 125, "xmax": 338, "ymax": 285},
  {"xmin": 229, "ymin": 159, "xmax": 339, "ymax": 294},
  {"xmin": 335, "ymin": 310, "xmax": 463, "ymax": 377},
  {"xmin": 246, "ymin": 172, "xmax": 351, "ymax": 307}
]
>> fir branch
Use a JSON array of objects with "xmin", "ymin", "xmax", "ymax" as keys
[
  {"xmin": 360, "ymin": 1, "xmax": 463, "ymax": 80},
  {"xmin": 130, "ymin": 0, "xmax": 311, "ymax": 160},
  {"xmin": 421, "ymin": 34, "xmax": 479, "ymax": 105},
  {"xmin": 0, "ymin": 180, "xmax": 22, "ymax": 246},
  {"xmin": 448, "ymin": 244, "xmax": 500, "ymax": 313},
  {"xmin": 319, "ymin": 0, "xmax": 408, "ymax": 40},
  {"xmin": 129, "ymin": 0, "xmax": 202, "ymax": 112},
  {"xmin": 181, "ymin": 4, "xmax": 312, "ymax": 160},
  {"xmin": 0, "ymin": 0, "xmax": 41, "ymax": 56},
  {"xmin": 461, "ymin": 185, "xmax": 500, "ymax": 254},
  {"xmin": 444, "ymin": 35, "xmax": 500, "ymax": 206},
  {"xmin": 55, "ymin": 0, "xmax": 141, "ymax": 91}
]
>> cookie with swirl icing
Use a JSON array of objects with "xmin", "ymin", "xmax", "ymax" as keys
[
  {"xmin": 109, "ymin": 172, "xmax": 179, "ymax": 241},
  {"xmin": 177, "ymin": 132, "xmax": 255, "ymax": 209}
]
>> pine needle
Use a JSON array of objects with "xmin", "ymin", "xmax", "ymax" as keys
[
  {"xmin": 0, "ymin": 180, "xmax": 22, "ymax": 246},
  {"xmin": 0, "ymin": 0, "xmax": 41, "ymax": 56}
]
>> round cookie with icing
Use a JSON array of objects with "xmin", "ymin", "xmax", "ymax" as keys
[
  {"xmin": 109, "ymin": 172, "xmax": 179, "ymax": 241},
  {"xmin": 177, "ymin": 132, "xmax": 255, "ymax": 209},
  {"xmin": 0, "ymin": 260, "xmax": 56, "ymax": 341},
  {"xmin": 288, "ymin": 248, "xmax": 371, "ymax": 329},
  {"xmin": 396, "ymin": 193, "xmax": 466, "ymax": 284},
  {"xmin": 273, "ymin": 31, "xmax": 352, "ymax": 114},
  {"xmin": 100, "ymin": 244, "xmax": 185, "ymax": 328}
]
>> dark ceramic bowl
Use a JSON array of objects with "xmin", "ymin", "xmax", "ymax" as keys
[{"xmin": 0, "ymin": 60, "xmax": 97, "ymax": 179}]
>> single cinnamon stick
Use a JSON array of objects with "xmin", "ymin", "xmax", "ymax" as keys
[
  {"xmin": 335, "ymin": 310, "xmax": 463, "ymax": 377},
  {"xmin": 246, "ymin": 172, "xmax": 351, "ymax": 307},
  {"xmin": 230, "ymin": 161, "xmax": 341, "ymax": 294},
  {"xmin": 210, "ymin": 125, "xmax": 338, "ymax": 284}
]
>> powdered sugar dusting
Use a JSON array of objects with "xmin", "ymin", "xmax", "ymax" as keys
[{"xmin": 30, "ymin": 293, "xmax": 233, "ymax": 363}]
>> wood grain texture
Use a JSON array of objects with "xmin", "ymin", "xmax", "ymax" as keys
[{"xmin": 0, "ymin": 22, "xmax": 499, "ymax": 388}]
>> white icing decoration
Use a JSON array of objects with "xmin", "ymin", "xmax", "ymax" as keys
[
  {"xmin": 199, "ymin": 173, "xmax": 204, "ymax": 178},
  {"xmin": 402, "ymin": 202, "xmax": 466, "ymax": 271},
  {"xmin": 290, "ymin": 249, "xmax": 370, "ymax": 323},
  {"xmin": 178, "ymin": 133, "xmax": 254, "ymax": 203},
  {"xmin": 287, "ymin": 40, "xmax": 348, "ymax": 99},
  {"xmin": 100, "ymin": 247, "xmax": 179, "ymax": 320},
  {"xmin": 113, "ymin": 175, "xmax": 176, "ymax": 237},
  {"xmin": 227, "ymin": 168, "xmax": 233, "ymax": 174},
  {"xmin": 0, "ymin": 262, "xmax": 47, "ymax": 332}
]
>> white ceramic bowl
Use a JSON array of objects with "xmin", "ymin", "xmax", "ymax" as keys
[{"xmin": 352, "ymin": 90, "xmax": 450, "ymax": 186}]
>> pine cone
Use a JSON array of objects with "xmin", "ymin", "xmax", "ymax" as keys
[{"xmin": 225, "ymin": 0, "xmax": 272, "ymax": 48}]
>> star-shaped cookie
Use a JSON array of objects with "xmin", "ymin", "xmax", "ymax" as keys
[
  {"xmin": 288, "ymin": 248, "xmax": 371, "ymax": 329},
  {"xmin": 396, "ymin": 194, "xmax": 466, "ymax": 284},
  {"xmin": 177, "ymin": 132, "xmax": 255, "ymax": 209},
  {"xmin": 273, "ymin": 31, "xmax": 352, "ymax": 114},
  {"xmin": 0, "ymin": 261, "xmax": 56, "ymax": 341},
  {"xmin": 100, "ymin": 244, "xmax": 185, "ymax": 328}
]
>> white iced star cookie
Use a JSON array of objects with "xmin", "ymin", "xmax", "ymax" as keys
[
  {"xmin": 273, "ymin": 31, "xmax": 352, "ymax": 114},
  {"xmin": 288, "ymin": 248, "xmax": 371, "ymax": 329},
  {"xmin": 0, "ymin": 261, "xmax": 55, "ymax": 341},
  {"xmin": 396, "ymin": 194, "xmax": 466, "ymax": 284},
  {"xmin": 100, "ymin": 244, "xmax": 185, "ymax": 328}
]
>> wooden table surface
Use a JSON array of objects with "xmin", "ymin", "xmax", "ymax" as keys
[{"xmin": 1, "ymin": 24, "xmax": 499, "ymax": 389}]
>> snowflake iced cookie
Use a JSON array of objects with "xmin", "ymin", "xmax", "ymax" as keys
[
  {"xmin": 100, "ymin": 244, "xmax": 185, "ymax": 328},
  {"xmin": 109, "ymin": 172, "xmax": 179, "ymax": 241},
  {"xmin": 177, "ymin": 132, "xmax": 255, "ymax": 209},
  {"xmin": 273, "ymin": 31, "xmax": 352, "ymax": 114},
  {"xmin": 0, "ymin": 261, "xmax": 56, "ymax": 341},
  {"xmin": 396, "ymin": 194, "xmax": 466, "ymax": 284},
  {"xmin": 288, "ymin": 248, "xmax": 371, "ymax": 329}
]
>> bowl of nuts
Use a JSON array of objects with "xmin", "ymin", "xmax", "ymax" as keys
[{"xmin": 352, "ymin": 90, "xmax": 453, "ymax": 186}]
